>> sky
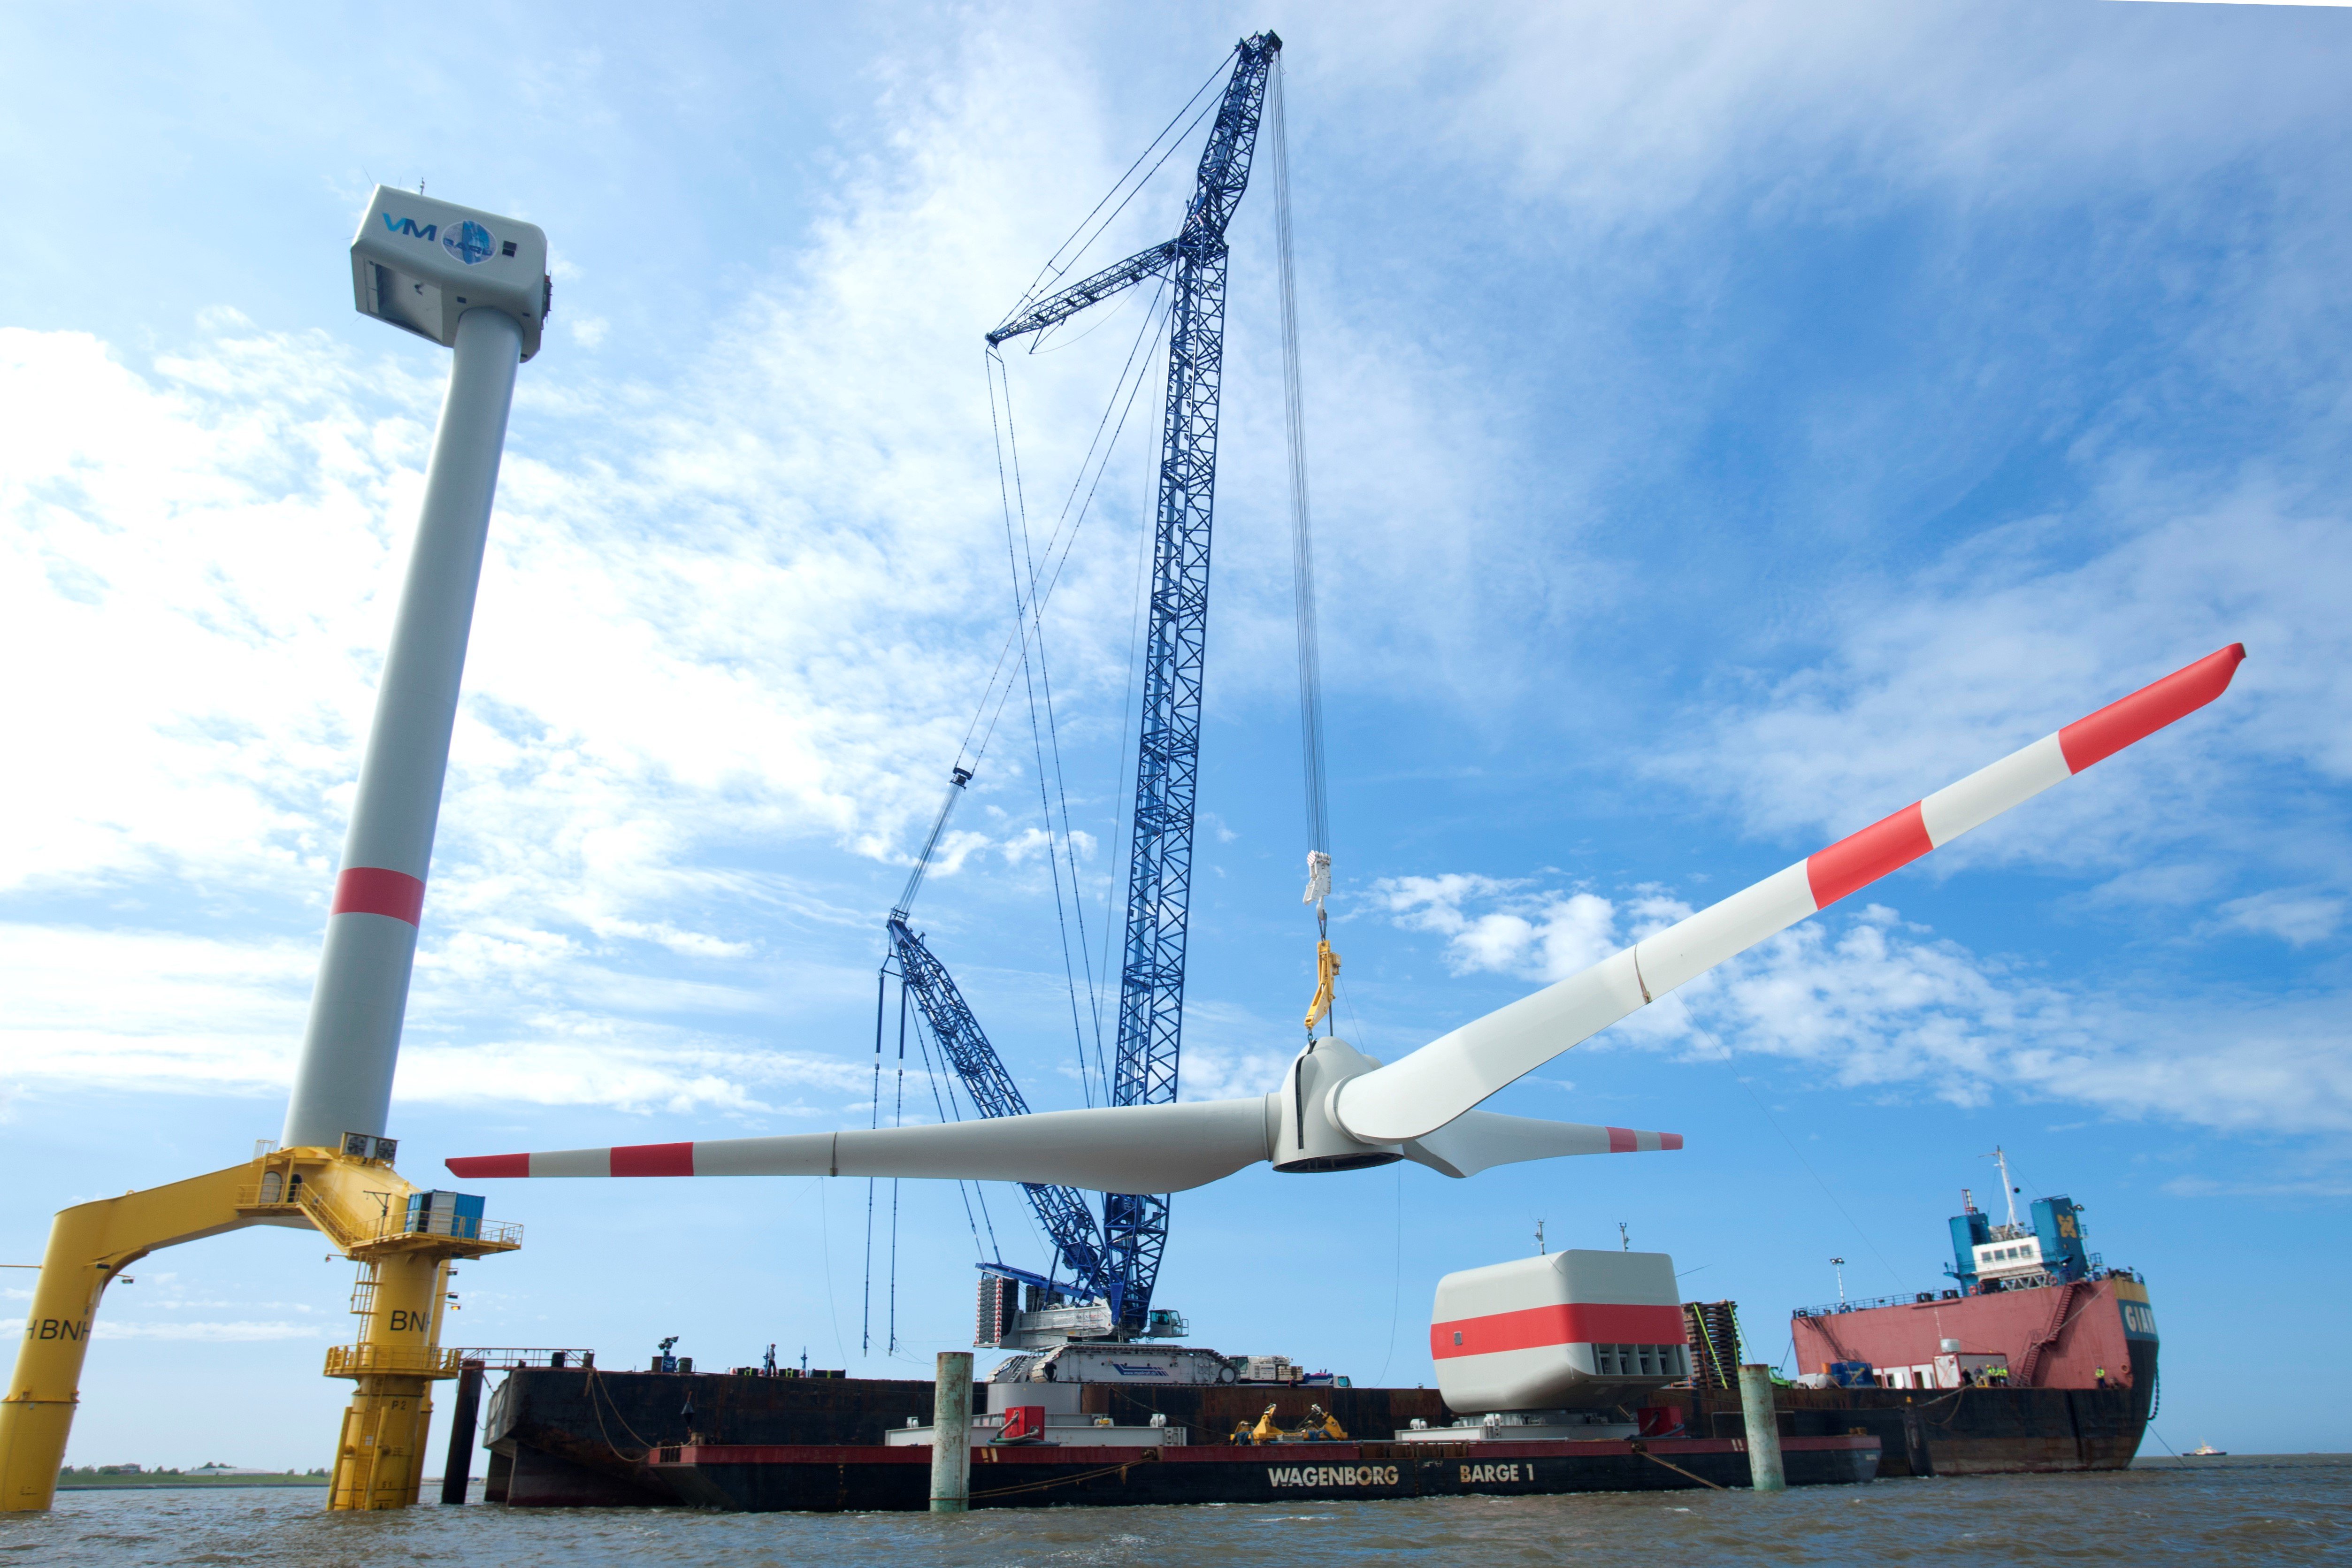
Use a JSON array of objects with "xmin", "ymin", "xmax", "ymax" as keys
[{"xmin": 3, "ymin": 0, "xmax": 2349, "ymax": 1469}]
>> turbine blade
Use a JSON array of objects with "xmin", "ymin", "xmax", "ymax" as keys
[
  {"xmin": 1338, "ymin": 643, "xmax": 2247, "ymax": 1144},
  {"xmin": 447, "ymin": 1096, "xmax": 1274, "ymax": 1195},
  {"xmin": 1400, "ymin": 1112, "xmax": 1684, "ymax": 1179}
]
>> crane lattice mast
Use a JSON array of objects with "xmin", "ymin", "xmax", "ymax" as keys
[{"xmin": 988, "ymin": 31, "xmax": 1282, "ymax": 1333}]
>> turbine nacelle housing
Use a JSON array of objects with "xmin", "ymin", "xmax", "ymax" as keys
[{"xmin": 1270, "ymin": 1037, "xmax": 1402, "ymax": 1174}]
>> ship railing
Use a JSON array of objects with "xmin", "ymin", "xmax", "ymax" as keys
[
  {"xmin": 1799, "ymin": 1260, "xmax": 2140, "ymax": 1317},
  {"xmin": 445, "ymin": 1346, "xmax": 598, "ymax": 1370},
  {"xmin": 1793, "ymin": 1289, "xmax": 1960, "ymax": 1317}
]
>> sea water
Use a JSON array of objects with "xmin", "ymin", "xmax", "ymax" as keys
[{"xmin": 7, "ymin": 1455, "xmax": 2345, "ymax": 1567}]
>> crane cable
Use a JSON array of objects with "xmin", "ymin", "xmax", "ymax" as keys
[
  {"xmin": 1272, "ymin": 58, "xmax": 1340, "ymax": 1040},
  {"xmin": 1003, "ymin": 46, "xmax": 1238, "ymax": 327},
  {"xmin": 989, "ymin": 358, "xmax": 1104, "ymax": 1109}
]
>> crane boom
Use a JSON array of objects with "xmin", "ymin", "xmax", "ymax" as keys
[
  {"xmin": 886, "ymin": 915, "xmax": 1112, "ymax": 1298},
  {"xmin": 990, "ymin": 31, "xmax": 1282, "ymax": 1334},
  {"xmin": 987, "ymin": 241, "xmax": 1178, "ymax": 347}
]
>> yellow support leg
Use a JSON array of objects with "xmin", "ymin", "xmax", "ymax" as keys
[
  {"xmin": 326, "ymin": 1251, "xmax": 452, "ymax": 1508},
  {"xmin": 1, "ymin": 1163, "xmax": 253, "ymax": 1511},
  {"xmin": 0, "ymin": 1148, "xmax": 516, "ymax": 1514}
]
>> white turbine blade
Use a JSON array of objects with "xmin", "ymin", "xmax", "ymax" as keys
[
  {"xmin": 447, "ymin": 1096, "xmax": 1274, "ymax": 1195},
  {"xmin": 1338, "ymin": 643, "xmax": 2247, "ymax": 1144},
  {"xmin": 1400, "ymin": 1112, "xmax": 1683, "ymax": 1179}
]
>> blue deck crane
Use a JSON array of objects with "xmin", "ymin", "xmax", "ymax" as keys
[{"xmin": 883, "ymin": 31, "xmax": 1283, "ymax": 1340}]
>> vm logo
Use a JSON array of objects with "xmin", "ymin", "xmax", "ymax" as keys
[{"xmin": 382, "ymin": 214, "xmax": 439, "ymax": 242}]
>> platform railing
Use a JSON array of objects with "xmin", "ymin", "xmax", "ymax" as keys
[
  {"xmin": 236, "ymin": 1179, "xmax": 523, "ymax": 1250},
  {"xmin": 323, "ymin": 1343, "xmax": 468, "ymax": 1378}
]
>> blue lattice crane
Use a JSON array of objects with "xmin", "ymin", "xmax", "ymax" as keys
[
  {"xmin": 885, "ymin": 772, "xmax": 1114, "ymax": 1307},
  {"xmin": 987, "ymin": 31, "xmax": 1282, "ymax": 1334}
]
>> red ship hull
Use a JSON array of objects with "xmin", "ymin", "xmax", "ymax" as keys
[{"xmin": 1767, "ymin": 1273, "xmax": 2159, "ymax": 1474}]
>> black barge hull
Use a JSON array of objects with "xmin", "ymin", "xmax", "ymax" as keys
[
  {"xmin": 479, "ymin": 1365, "xmax": 2128, "ymax": 1506},
  {"xmin": 643, "ymin": 1435, "xmax": 1880, "ymax": 1511}
]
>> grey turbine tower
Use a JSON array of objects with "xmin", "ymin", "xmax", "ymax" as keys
[
  {"xmin": 282, "ymin": 188, "xmax": 551, "ymax": 1149},
  {"xmin": 0, "ymin": 187, "xmax": 551, "ymax": 1516}
]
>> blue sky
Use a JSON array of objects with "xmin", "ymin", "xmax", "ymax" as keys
[{"xmin": 4, "ymin": 0, "xmax": 2349, "ymax": 1467}]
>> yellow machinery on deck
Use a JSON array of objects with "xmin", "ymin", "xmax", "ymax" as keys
[
  {"xmin": 0, "ymin": 1144, "xmax": 519, "ymax": 1512},
  {"xmin": 1232, "ymin": 1403, "xmax": 1349, "ymax": 1446}
]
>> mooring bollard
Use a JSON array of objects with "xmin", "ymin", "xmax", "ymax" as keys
[
  {"xmin": 1737, "ymin": 1363, "xmax": 1786, "ymax": 1492},
  {"xmin": 930, "ymin": 1350, "xmax": 973, "ymax": 1513}
]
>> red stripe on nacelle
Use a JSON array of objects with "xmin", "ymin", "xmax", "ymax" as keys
[
  {"xmin": 611, "ymin": 1141, "xmax": 696, "ymax": 1177},
  {"xmin": 1431, "ymin": 1302, "xmax": 1689, "ymax": 1360},
  {"xmin": 2059, "ymin": 643, "xmax": 2245, "ymax": 774},
  {"xmin": 331, "ymin": 866, "xmax": 427, "ymax": 926},
  {"xmin": 1807, "ymin": 801, "xmax": 1932, "ymax": 910},
  {"xmin": 446, "ymin": 1153, "xmax": 529, "ymax": 1178}
]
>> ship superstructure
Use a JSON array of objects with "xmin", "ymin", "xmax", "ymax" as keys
[{"xmin": 1776, "ymin": 1161, "xmax": 2158, "ymax": 1472}]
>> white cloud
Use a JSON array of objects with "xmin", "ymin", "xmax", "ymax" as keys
[
  {"xmin": 2217, "ymin": 888, "xmax": 2344, "ymax": 947},
  {"xmin": 1378, "ymin": 875, "xmax": 1686, "ymax": 983},
  {"xmin": 1648, "ymin": 484, "xmax": 2352, "ymax": 904},
  {"xmin": 1377, "ymin": 878, "xmax": 2352, "ymax": 1135}
]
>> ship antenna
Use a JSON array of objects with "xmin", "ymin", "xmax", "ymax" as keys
[{"xmin": 1985, "ymin": 1146, "xmax": 2021, "ymax": 1229}]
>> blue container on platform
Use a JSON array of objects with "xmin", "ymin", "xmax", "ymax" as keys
[{"xmin": 406, "ymin": 1190, "xmax": 485, "ymax": 1239}]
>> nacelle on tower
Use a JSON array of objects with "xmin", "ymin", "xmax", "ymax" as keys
[{"xmin": 351, "ymin": 186, "xmax": 551, "ymax": 359}]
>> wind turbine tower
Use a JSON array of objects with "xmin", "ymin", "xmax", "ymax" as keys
[{"xmin": 0, "ymin": 188, "xmax": 550, "ymax": 1513}]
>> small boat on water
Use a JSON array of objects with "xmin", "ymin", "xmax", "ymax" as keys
[{"xmin": 2185, "ymin": 1442, "xmax": 2227, "ymax": 1457}]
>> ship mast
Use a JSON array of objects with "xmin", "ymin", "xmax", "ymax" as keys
[{"xmin": 1986, "ymin": 1145, "xmax": 2021, "ymax": 1230}]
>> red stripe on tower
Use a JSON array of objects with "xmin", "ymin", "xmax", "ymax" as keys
[
  {"xmin": 330, "ymin": 866, "xmax": 427, "ymax": 926},
  {"xmin": 610, "ymin": 1142, "xmax": 696, "ymax": 1177},
  {"xmin": 445, "ymin": 1153, "xmax": 529, "ymax": 1178},
  {"xmin": 1807, "ymin": 801, "xmax": 1932, "ymax": 909},
  {"xmin": 2059, "ymin": 643, "xmax": 2246, "ymax": 774}
]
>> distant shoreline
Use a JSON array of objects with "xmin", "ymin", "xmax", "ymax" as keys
[{"xmin": 58, "ymin": 1476, "xmax": 329, "ymax": 1490}]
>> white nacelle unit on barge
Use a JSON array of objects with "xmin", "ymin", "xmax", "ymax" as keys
[{"xmin": 1399, "ymin": 1248, "xmax": 1692, "ymax": 1444}]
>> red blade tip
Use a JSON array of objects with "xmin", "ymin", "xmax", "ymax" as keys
[
  {"xmin": 2060, "ymin": 643, "xmax": 2245, "ymax": 774},
  {"xmin": 447, "ymin": 1154, "xmax": 529, "ymax": 1178}
]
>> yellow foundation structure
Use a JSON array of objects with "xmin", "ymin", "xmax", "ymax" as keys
[{"xmin": 0, "ymin": 1145, "xmax": 517, "ymax": 1513}]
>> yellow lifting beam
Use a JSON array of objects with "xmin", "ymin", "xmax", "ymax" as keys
[
  {"xmin": 0, "ymin": 1146, "xmax": 518, "ymax": 1513},
  {"xmin": 1302, "ymin": 937, "xmax": 1342, "ymax": 1036}
]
